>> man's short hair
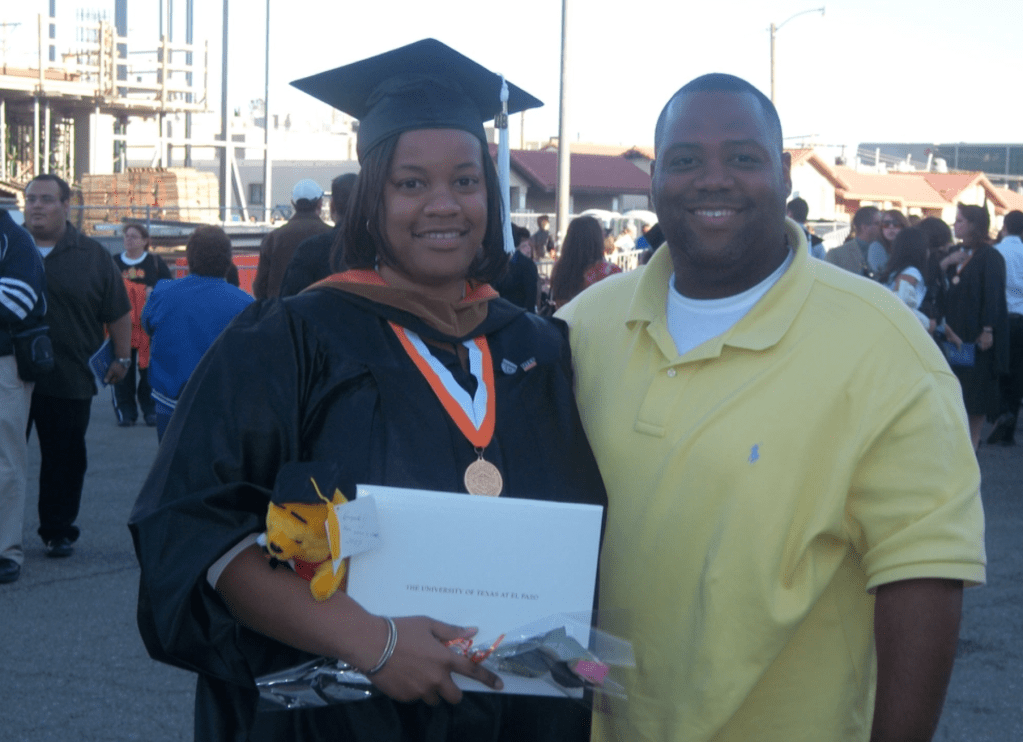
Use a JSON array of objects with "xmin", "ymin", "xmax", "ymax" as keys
[
  {"xmin": 537, "ymin": 215, "xmax": 550, "ymax": 228},
  {"xmin": 852, "ymin": 206, "xmax": 881, "ymax": 235},
  {"xmin": 1003, "ymin": 210, "xmax": 1023, "ymax": 236},
  {"xmin": 330, "ymin": 173, "xmax": 358, "ymax": 219},
  {"xmin": 27, "ymin": 173, "xmax": 72, "ymax": 202},
  {"xmin": 654, "ymin": 73, "xmax": 783, "ymax": 156},
  {"xmin": 187, "ymin": 225, "xmax": 233, "ymax": 277},
  {"xmin": 787, "ymin": 197, "xmax": 809, "ymax": 223},
  {"xmin": 512, "ymin": 224, "xmax": 532, "ymax": 246}
]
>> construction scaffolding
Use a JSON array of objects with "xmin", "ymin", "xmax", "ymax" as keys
[{"xmin": 0, "ymin": 7, "xmax": 208, "ymax": 192}]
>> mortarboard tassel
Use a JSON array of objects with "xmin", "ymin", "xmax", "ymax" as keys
[{"xmin": 498, "ymin": 76, "xmax": 514, "ymax": 255}]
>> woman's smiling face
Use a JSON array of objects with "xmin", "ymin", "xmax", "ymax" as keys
[{"xmin": 378, "ymin": 128, "xmax": 488, "ymax": 301}]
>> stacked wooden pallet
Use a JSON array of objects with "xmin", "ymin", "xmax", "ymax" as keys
[{"xmin": 79, "ymin": 168, "xmax": 219, "ymax": 234}]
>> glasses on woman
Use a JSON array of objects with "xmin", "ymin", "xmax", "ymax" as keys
[{"xmin": 881, "ymin": 221, "xmax": 901, "ymax": 228}]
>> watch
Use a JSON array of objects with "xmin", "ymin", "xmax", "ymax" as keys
[{"xmin": 115, "ymin": 357, "xmax": 133, "ymax": 367}]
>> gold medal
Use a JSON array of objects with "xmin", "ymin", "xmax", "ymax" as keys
[{"xmin": 464, "ymin": 457, "xmax": 503, "ymax": 497}]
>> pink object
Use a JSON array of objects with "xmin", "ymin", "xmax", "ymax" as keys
[{"xmin": 571, "ymin": 659, "xmax": 609, "ymax": 686}]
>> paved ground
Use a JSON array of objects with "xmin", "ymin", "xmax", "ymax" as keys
[{"xmin": 0, "ymin": 395, "xmax": 1020, "ymax": 741}]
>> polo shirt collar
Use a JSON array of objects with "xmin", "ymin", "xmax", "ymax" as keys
[
  {"xmin": 626, "ymin": 218, "xmax": 814, "ymax": 362},
  {"xmin": 43, "ymin": 221, "xmax": 80, "ymax": 257}
]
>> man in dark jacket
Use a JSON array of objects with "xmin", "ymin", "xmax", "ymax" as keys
[
  {"xmin": 279, "ymin": 173, "xmax": 357, "ymax": 297},
  {"xmin": 252, "ymin": 179, "xmax": 332, "ymax": 299},
  {"xmin": 23, "ymin": 174, "xmax": 131, "ymax": 559}
]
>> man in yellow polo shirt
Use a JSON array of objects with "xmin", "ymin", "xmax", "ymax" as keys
[{"xmin": 558, "ymin": 74, "xmax": 985, "ymax": 742}]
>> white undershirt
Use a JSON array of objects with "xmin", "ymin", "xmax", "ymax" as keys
[
  {"xmin": 119, "ymin": 251, "xmax": 148, "ymax": 265},
  {"xmin": 666, "ymin": 249, "xmax": 795, "ymax": 357},
  {"xmin": 37, "ymin": 246, "xmax": 54, "ymax": 258}
]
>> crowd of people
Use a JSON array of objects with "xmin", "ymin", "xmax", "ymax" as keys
[
  {"xmin": 822, "ymin": 199, "xmax": 1020, "ymax": 452},
  {"xmin": 1, "ymin": 34, "xmax": 1019, "ymax": 742}
]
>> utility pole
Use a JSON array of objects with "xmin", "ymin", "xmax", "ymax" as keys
[
  {"xmin": 218, "ymin": 0, "xmax": 231, "ymax": 221},
  {"xmin": 769, "ymin": 7, "xmax": 825, "ymax": 104},
  {"xmin": 262, "ymin": 0, "xmax": 272, "ymax": 222},
  {"xmin": 556, "ymin": 0, "xmax": 571, "ymax": 245}
]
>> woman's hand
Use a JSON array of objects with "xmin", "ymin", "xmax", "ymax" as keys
[
  {"xmin": 976, "ymin": 328, "xmax": 993, "ymax": 351},
  {"xmin": 217, "ymin": 547, "xmax": 503, "ymax": 707},
  {"xmin": 944, "ymin": 325, "xmax": 963, "ymax": 350},
  {"xmin": 368, "ymin": 617, "xmax": 503, "ymax": 705},
  {"xmin": 940, "ymin": 249, "xmax": 968, "ymax": 271}
]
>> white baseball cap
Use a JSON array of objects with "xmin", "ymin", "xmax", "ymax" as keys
[{"xmin": 292, "ymin": 179, "xmax": 324, "ymax": 203}]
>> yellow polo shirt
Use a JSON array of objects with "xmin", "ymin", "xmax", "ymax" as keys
[{"xmin": 557, "ymin": 222, "xmax": 985, "ymax": 742}]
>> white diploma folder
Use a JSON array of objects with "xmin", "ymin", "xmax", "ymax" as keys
[{"xmin": 347, "ymin": 484, "xmax": 604, "ymax": 696}]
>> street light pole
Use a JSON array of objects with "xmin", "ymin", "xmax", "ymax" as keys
[
  {"xmin": 769, "ymin": 6, "xmax": 825, "ymax": 104},
  {"xmin": 556, "ymin": 0, "xmax": 571, "ymax": 246}
]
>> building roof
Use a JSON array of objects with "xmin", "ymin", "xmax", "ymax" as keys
[
  {"xmin": 786, "ymin": 148, "xmax": 848, "ymax": 190},
  {"xmin": 508, "ymin": 150, "xmax": 651, "ymax": 194},
  {"xmin": 832, "ymin": 166, "xmax": 950, "ymax": 209},
  {"xmin": 913, "ymin": 171, "xmax": 986, "ymax": 202},
  {"xmin": 539, "ymin": 141, "xmax": 648, "ymax": 157},
  {"xmin": 994, "ymin": 187, "xmax": 1023, "ymax": 213},
  {"xmin": 622, "ymin": 146, "xmax": 655, "ymax": 161}
]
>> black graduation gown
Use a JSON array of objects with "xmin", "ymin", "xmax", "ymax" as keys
[
  {"xmin": 944, "ymin": 244, "xmax": 1009, "ymax": 417},
  {"xmin": 128, "ymin": 285, "xmax": 607, "ymax": 742}
]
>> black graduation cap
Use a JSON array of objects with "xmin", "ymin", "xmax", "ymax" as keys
[{"xmin": 291, "ymin": 39, "xmax": 543, "ymax": 162}]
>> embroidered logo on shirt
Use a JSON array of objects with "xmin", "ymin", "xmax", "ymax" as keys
[
  {"xmin": 749, "ymin": 444, "xmax": 760, "ymax": 464},
  {"xmin": 520, "ymin": 357, "xmax": 537, "ymax": 372},
  {"xmin": 501, "ymin": 358, "xmax": 518, "ymax": 375}
]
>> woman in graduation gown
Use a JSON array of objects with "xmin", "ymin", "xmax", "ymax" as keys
[
  {"xmin": 943, "ymin": 203, "xmax": 1009, "ymax": 450},
  {"xmin": 129, "ymin": 40, "xmax": 606, "ymax": 742}
]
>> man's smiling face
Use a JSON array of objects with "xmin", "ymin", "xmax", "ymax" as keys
[{"xmin": 652, "ymin": 90, "xmax": 791, "ymax": 298}]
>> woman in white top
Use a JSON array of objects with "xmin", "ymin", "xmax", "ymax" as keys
[{"xmin": 883, "ymin": 227, "xmax": 930, "ymax": 328}]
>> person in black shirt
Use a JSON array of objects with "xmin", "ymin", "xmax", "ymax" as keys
[
  {"xmin": 113, "ymin": 223, "xmax": 172, "ymax": 426},
  {"xmin": 24, "ymin": 174, "xmax": 131, "ymax": 558},
  {"xmin": 493, "ymin": 224, "xmax": 540, "ymax": 311}
]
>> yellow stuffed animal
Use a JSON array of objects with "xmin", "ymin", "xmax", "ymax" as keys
[{"xmin": 262, "ymin": 479, "xmax": 349, "ymax": 601}]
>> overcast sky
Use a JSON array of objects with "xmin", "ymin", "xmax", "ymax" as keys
[{"xmin": 12, "ymin": 0, "xmax": 1022, "ymax": 152}]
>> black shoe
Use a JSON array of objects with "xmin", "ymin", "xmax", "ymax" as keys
[
  {"xmin": 0, "ymin": 558, "xmax": 20, "ymax": 583},
  {"xmin": 45, "ymin": 538, "xmax": 74, "ymax": 558},
  {"xmin": 143, "ymin": 413, "xmax": 158, "ymax": 427},
  {"xmin": 987, "ymin": 413, "xmax": 1016, "ymax": 445},
  {"xmin": 117, "ymin": 418, "xmax": 135, "ymax": 428}
]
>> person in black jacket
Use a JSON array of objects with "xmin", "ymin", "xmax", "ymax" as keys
[
  {"xmin": 24, "ymin": 174, "xmax": 131, "ymax": 559},
  {"xmin": 279, "ymin": 172, "xmax": 358, "ymax": 297}
]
